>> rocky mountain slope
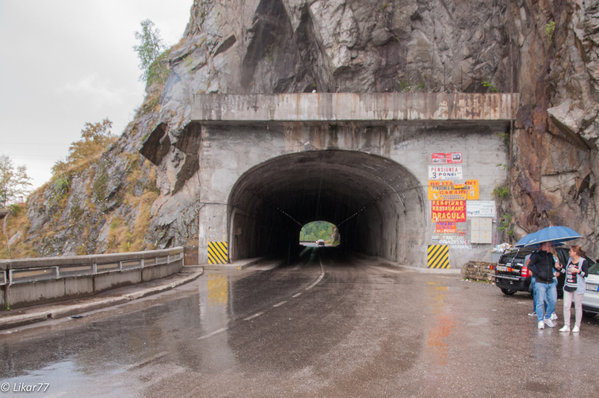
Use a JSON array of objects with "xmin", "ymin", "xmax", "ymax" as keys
[{"xmin": 2, "ymin": 0, "xmax": 597, "ymax": 259}]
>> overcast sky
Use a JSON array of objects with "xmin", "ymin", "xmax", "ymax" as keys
[{"xmin": 0, "ymin": 0, "xmax": 192, "ymax": 190}]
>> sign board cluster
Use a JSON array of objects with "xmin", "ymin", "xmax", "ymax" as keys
[{"xmin": 427, "ymin": 152, "xmax": 496, "ymax": 268}]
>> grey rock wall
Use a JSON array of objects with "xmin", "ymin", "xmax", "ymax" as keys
[{"xmin": 17, "ymin": 0, "xmax": 599, "ymax": 259}]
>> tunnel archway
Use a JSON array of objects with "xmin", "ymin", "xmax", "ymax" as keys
[{"xmin": 227, "ymin": 149, "xmax": 426, "ymax": 264}]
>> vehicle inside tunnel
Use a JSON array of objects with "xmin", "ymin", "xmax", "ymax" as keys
[{"xmin": 227, "ymin": 150, "xmax": 427, "ymax": 264}]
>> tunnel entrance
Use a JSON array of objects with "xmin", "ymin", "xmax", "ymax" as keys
[
  {"xmin": 227, "ymin": 150, "xmax": 426, "ymax": 264},
  {"xmin": 299, "ymin": 220, "xmax": 340, "ymax": 247}
]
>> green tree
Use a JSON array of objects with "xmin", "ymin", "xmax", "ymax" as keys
[
  {"xmin": 133, "ymin": 19, "xmax": 166, "ymax": 82},
  {"xmin": 0, "ymin": 155, "xmax": 32, "ymax": 207},
  {"xmin": 52, "ymin": 119, "xmax": 116, "ymax": 176},
  {"xmin": 300, "ymin": 221, "xmax": 336, "ymax": 242}
]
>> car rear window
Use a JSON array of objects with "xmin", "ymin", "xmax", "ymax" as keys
[
  {"xmin": 499, "ymin": 250, "xmax": 531, "ymax": 265},
  {"xmin": 499, "ymin": 252, "xmax": 516, "ymax": 264}
]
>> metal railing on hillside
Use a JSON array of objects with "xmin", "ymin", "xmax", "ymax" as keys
[{"xmin": 0, "ymin": 247, "xmax": 184, "ymax": 286}]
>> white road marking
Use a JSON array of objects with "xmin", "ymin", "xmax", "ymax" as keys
[
  {"xmin": 197, "ymin": 327, "xmax": 228, "ymax": 340},
  {"xmin": 127, "ymin": 351, "xmax": 169, "ymax": 370},
  {"xmin": 244, "ymin": 311, "xmax": 264, "ymax": 321},
  {"xmin": 305, "ymin": 258, "xmax": 325, "ymax": 290},
  {"xmin": 199, "ymin": 258, "xmax": 326, "ymax": 340}
]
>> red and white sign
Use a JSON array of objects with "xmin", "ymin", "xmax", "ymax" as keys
[
  {"xmin": 431, "ymin": 200, "xmax": 467, "ymax": 222},
  {"xmin": 431, "ymin": 152, "xmax": 462, "ymax": 164},
  {"xmin": 428, "ymin": 165, "xmax": 463, "ymax": 180}
]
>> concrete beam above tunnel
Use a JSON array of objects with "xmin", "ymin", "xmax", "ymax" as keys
[{"xmin": 191, "ymin": 92, "xmax": 519, "ymax": 123}]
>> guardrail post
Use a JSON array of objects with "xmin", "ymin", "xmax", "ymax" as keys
[
  {"xmin": 2, "ymin": 283, "xmax": 8, "ymax": 310},
  {"xmin": 140, "ymin": 258, "xmax": 145, "ymax": 269},
  {"xmin": 92, "ymin": 263, "xmax": 98, "ymax": 275},
  {"xmin": 55, "ymin": 266, "xmax": 61, "ymax": 279},
  {"xmin": 119, "ymin": 261, "xmax": 123, "ymax": 271}
]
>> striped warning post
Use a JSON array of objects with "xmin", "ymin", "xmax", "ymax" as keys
[
  {"xmin": 208, "ymin": 241, "xmax": 229, "ymax": 264},
  {"xmin": 427, "ymin": 244, "xmax": 449, "ymax": 269}
]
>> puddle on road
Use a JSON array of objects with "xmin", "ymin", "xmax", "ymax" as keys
[
  {"xmin": 0, "ymin": 266, "xmax": 338, "ymax": 393},
  {"xmin": 0, "ymin": 272, "xmax": 241, "ymax": 394},
  {"xmin": 423, "ymin": 281, "xmax": 455, "ymax": 366}
]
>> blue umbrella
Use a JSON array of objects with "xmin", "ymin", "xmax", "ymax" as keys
[
  {"xmin": 514, "ymin": 231, "xmax": 539, "ymax": 247},
  {"xmin": 522, "ymin": 226, "xmax": 581, "ymax": 247}
]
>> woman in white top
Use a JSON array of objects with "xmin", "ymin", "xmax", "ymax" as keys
[{"xmin": 557, "ymin": 245, "xmax": 589, "ymax": 333}]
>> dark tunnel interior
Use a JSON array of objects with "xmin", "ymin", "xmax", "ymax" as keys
[{"xmin": 227, "ymin": 149, "xmax": 427, "ymax": 264}]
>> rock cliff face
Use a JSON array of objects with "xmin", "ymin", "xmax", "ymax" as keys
[
  {"xmin": 10, "ymin": 0, "xmax": 598, "ymax": 258},
  {"xmin": 507, "ymin": 0, "xmax": 598, "ymax": 256}
]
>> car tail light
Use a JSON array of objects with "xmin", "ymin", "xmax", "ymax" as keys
[
  {"xmin": 489, "ymin": 264, "xmax": 495, "ymax": 271},
  {"xmin": 521, "ymin": 266, "xmax": 530, "ymax": 277}
]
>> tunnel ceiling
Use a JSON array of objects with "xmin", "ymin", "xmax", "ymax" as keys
[{"xmin": 229, "ymin": 150, "xmax": 418, "ymax": 227}]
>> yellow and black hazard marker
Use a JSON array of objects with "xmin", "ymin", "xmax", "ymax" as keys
[
  {"xmin": 427, "ymin": 244, "xmax": 449, "ymax": 269},
  {"xmin": 208, "ymin": 241, "xmax": 229, "ymax": 264}
]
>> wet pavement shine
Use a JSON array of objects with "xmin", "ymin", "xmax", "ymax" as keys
[{"xmin": 1, "ymin": 250, "xmax": 599, "ymax": 397}]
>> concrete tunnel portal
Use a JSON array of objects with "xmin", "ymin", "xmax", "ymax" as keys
[
  {"xmin": 227, "ymin": 150, "xmax": 426, "ymax": 263},
  {"xmin": 163, "ymin": 92, "xmax": 520, "ymax": 267}
]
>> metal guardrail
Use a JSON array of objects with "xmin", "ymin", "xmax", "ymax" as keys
[{"xmin": 0, "ymin": 247, "xmax": 184, "ymax": 286}]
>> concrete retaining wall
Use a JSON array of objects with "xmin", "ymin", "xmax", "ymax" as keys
[{"xmin": 0, "ymin": 247, "xmax": 184, "ymax": 308}]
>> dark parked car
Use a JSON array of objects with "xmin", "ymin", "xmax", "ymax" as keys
[{"xmin": 491, "ymin": 247, "xmax": 571, "ymax": 297}]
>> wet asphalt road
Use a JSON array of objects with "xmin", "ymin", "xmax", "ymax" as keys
[{"xmin": 1, "ymin": 248, "xmax": 599, "ymax": 397}]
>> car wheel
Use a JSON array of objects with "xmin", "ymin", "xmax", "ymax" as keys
[
  {"xmin": 500, "ymin": 288, "xmax": 517, "ymax": 296},
  {"xmin": 583, "ymin": 311, "xmax": 597, "ymax": 318}
]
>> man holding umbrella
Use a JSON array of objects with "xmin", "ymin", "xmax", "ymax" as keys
[{"xmin": 528, "ymin": 241, "xmax": 559, "ymax": 329}]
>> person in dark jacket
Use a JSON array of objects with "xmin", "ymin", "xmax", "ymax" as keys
[
  {"xmin": 526, "ymin": 249, "xmax": 558, "ymax": 321},
  {"xmin": 528, "ymin": 242, "xmax": 558, "ymax": 329}
]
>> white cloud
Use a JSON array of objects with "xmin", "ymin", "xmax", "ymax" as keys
[
  {"xmin": 0, "ymin": 0, "xmax": 192, "ymax": 190},
  {"xmin": 60, "ymin": 74, "xmax": 126, "ymax": 104},
  {"xmin": 58, "ymin": 73, "xmax": 118, "ymax": 96}
]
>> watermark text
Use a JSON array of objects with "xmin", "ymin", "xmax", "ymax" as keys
[{"xmin": 1, "ymin": 382, "xmax": 50, "ymax": 393}]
